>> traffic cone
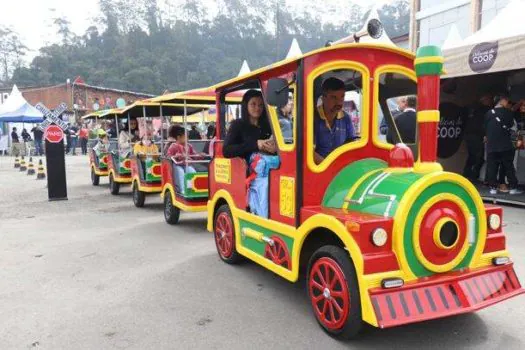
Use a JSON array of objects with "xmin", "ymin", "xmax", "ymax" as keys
[
  {"xmin": 19, "ymin": 156, "xmax": 27, "ymax": 171},
  {"xmin": 27, "ymin": 157, "xmax": 35, "ymax": 175},
  {"xmin": 36, "ymin": 159, "xmax": 46, "ymax": 180},
  {"xmin": 14, "ymin": 156, "xmax": 20, "ymax": 168}
]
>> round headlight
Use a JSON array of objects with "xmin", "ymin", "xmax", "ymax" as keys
[
  {"xmin": 489, "ymin": 214, "xmax": 501, "ymax": 230},
  {"xmin": 371, "ymin": 228, "xmax": 388, "ymax": 247}
]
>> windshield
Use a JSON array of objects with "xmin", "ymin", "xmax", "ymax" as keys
[{"xmin": 376, "ymin": 71, "xmax": 418, "ymax": 155}]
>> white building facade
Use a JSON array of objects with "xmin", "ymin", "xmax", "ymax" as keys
[{"xmin": 410, "ymin": 0, "xmax": 511, "ymax": 50}]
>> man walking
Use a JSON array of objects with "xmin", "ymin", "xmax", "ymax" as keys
[
  {"xmin": 68, "ymin": 123, "xmax": 79, "ymax": 155},
  {"xmin": 485, "ymin": 94, "xmax": 522, "ymax": 195},
  {"xmin": 79, "ymin": 124, "xmax": 89, "ymax": 155},
  {"xmin": 31, "ymin": 125, "xmax": 44, "ymax": 156}
]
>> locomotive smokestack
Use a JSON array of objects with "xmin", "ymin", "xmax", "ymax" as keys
[{"xmin": 414, "ymin": 45, "xmax": 444, "ymax": 173}]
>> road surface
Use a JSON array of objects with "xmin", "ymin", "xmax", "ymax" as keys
[{"xmin": 0, "ymin": 155, "xmax": 524, "ymax": 349}]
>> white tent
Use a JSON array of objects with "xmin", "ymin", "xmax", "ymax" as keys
[
  {"xmin": 443, "ymin": 0, "xmax": 525, "ymax": 78},
  {"xmin": 441, "ymin": 24, "xmax": 462, "ymax": 50},
  {"xmin": 286, "ymin": 38, "xmax": 303, "ymax": 59},
  {"xmin": 237, "ymin": 60, "xmax": 251, "ymax": 77},
  {"xmin": 460, "ymin": 0, "xmax": 525, "ymax": 46},
  {"xmin": 0, "ymin": 85, "xmax": 44, "ymax": 123}
]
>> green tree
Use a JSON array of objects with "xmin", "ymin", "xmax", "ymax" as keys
[{"xmin": 9, "ymin": 0, "xmax": 410, "ymax": 95}]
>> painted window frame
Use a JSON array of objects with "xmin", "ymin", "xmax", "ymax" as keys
[
  {"xmin": 372, "ymin": 64, "xmax": 418, "ymax": 151},
  {"xmin": 266, "ymin": 83, "xmax": 297, "ymax": 152},
  {"xmin": 306, "ymin": 60, "xmax": 370, "ymax": 173}
]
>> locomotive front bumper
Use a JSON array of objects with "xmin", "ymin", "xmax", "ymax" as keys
[{"xmin": 368, "ymin": 264, "xmax": 524, "ymax": 328}]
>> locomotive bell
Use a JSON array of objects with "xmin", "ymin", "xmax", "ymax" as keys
[
  {"xmin": 388, "ymin": 143, "xmax": 414, "ymax": 168},
  {"xmin": 330, "ymin": 18, "xmax": 384, "ymax": 46}
]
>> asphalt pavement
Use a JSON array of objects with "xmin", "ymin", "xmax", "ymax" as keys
[{"xmin": 0, "ymin": 155, "xmax": 524, "ymax": 350}]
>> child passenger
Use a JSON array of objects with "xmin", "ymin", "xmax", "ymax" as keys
[
  {"xmin": 93, "ymin": 129, "xmax": 109, "ymax": 156},
  {"xmin": 133, "ymin": 131, "xmax": 158, "ymax": 156},
  {"xmin": 166, "ymin": 125, "xmax": 202, "ymax": 192}
]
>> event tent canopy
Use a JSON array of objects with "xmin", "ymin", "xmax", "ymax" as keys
[
  {"xmin": 443, "ymin": 0, "xmax": 525, "ymax": 78},
  {"xmin": 286, "ymin": 38, "xmax": 303, "ymax": 59},
  {"xmin": 0, "ymin": 85, "xmax": 44, "ymax": 123},
  {"xmin": 238, "ymin": 60, "xmax": 251, "ymax": 77}
]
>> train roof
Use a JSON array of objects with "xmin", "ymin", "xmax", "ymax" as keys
[{"xmin": 214, "ymin": 43, "xmax": 415, "ymax": 91}]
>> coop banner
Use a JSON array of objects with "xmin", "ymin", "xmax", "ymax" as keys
[{"xmin": 444, "ymin": 35, "xmax": 525, "ymax": 78}]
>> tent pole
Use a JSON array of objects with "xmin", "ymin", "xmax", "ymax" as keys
[
  {"xmin": 159, "ymin": 103, "xmax": 164, "ymax": 155},
  {"xmin": 184, "ymin": 100, "xmax": 188, "ymax": 172}
]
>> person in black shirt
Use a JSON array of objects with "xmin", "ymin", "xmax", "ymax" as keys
[
  {"xmin": 188, "ymin": 125, "xmax": 201, "ymax": 140},
  {"xmin": 223, "ymin": 89, "xmax": 277, "ymax": 218},
  {"xmin": 10, "ymin": 127, "xmax": 23, "ymax": 156},
  {"xmin": 387, "ymin": 96, "xmax": 417, "ymax": 144},
  {"xmin": 21, "ymin": 128, "xmax": 32, "ymax": 142},
  {"xmin": 11, "ymin": 127, "xmax": 19, "ymax": 143},
  {"xmin": 485, "ymin": 94, "xmax": 522, "ymax": 195},
  {"xmin": 463, "ymin": 94, "xmax": 491, "ymax": 182},
  {"xmin": 31, "ymin": 126, "xmax": 44, "ymax": 156},
  {"xmin": 223, "ymin": 90, "xmax": 275, "ymax": 159},
  {"xmin": 68, "ymin": 123, "xmax": 79, "ymax": 155}
]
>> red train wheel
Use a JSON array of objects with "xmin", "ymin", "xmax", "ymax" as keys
[
  {"xmin": 307, "ymin": 246, "xmax": 362, "ymax": 339},
  {"xmin": 264, "ymin": 236, "xmax": 291, "ymax": 269},
  {"xmin": 309, "ymin": 256, "xmax": 350, "ymax": 331},
  {"xmin": 215, "ymin": 211, "xmax": 234, "ymax": 258},
  {"xmin": 213, "ymin": 205, "xmax": 242, "ymax": 264}
]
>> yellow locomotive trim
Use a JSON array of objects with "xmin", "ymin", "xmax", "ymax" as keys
[
  {"xmin": 372, "ymin": 64, "xmax": 417, "ymax": 151},
  {"xmin": 412, "ymin": 194, "xmax": 471, "ymax": 273},
  {"xmin": 414, "ymin": 56, "xmax": 445, "ymax": 65},
  {"xmin": 417, "ymin": 110, "xmax": 440, "ymax": 123},
  {"xmin": 433, "ymin": 218, "xmax": 460, "ymax": 250},
  {"xmin": 413, "ymin": 162, "xmax": 443, "ymax": 173},
  {"xmin": 208, "ymin": 189, "xmax": 410, "ymax": 327},
  {"xmin": 393, "ymin": 172, "xmax": 487, "ymax": 281},
  {"xmin": 471, "ymin": 250, "xmax": 510, "ymax": 268}
]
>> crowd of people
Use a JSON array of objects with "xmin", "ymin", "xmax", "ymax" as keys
[
  {"xmin": 3, "ymin": 123, "xmax": 90, "ymax": 157},
  {"xmin": 464, "ymin": 93, "xmax": 525, "ymax": 195}
]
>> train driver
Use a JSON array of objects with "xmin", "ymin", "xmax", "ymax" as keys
[{"xmin": 314, "ymin": 77, "xmax": 356, "ymax": 164}]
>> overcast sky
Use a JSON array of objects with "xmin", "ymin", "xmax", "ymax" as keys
[{"xmin": 1, "ymin": 0, "xmax": 395, "ymax": 59}]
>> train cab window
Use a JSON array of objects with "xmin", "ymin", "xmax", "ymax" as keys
[
  {"xmin": 308, "ymin": 66, "xmax": 369, "ymax": 170},
  {"xmin": 219, "ymin": 80, "xmax": 275, "ymax": 160},
  {"xmin": 267, "ymin": 85, "xmax": 296, "ymax": 150},
  {"xmin": 375, "ymin": 70, "xmax": 418, "ymax": 155}
]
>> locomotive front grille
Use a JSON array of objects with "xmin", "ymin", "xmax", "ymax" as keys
[{"xmin": 369, "ymin": 265, "xmax": 523, "ymax": 328}]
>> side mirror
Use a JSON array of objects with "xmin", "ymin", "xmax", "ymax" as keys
[{"xmin": 266, "ymin": 78, "xmax": 289, "ymax": 108}]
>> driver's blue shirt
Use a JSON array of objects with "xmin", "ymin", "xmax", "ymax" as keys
[{"xmin": 314, "ymin": 106, "xmax": 355, "ymax": 158}]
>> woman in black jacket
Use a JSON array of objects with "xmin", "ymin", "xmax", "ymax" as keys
[
  {"xmin": 223, "ymin": 89, "xmax": 278, "ymax": 218},
  {"xmin": 223, "ymin": 90, "xmax": 276, "ymax": 159}
]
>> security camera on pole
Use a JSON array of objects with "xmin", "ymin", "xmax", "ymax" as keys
[{"xmin": 36, "ymin": 102, "xmax": 68, "ymax": 201}]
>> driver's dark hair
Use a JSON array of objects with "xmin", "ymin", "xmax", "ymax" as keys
[
  {"xmin": 241, "ymin": 89, "xmax": 269, "ymax": 127},
  {"xmin": 322, "ymin": 77, "xmax": 345, "ymax": 95},
  {"xmin": 407, "ymin": 95, "xmax": 417, "ymax": 108}
]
